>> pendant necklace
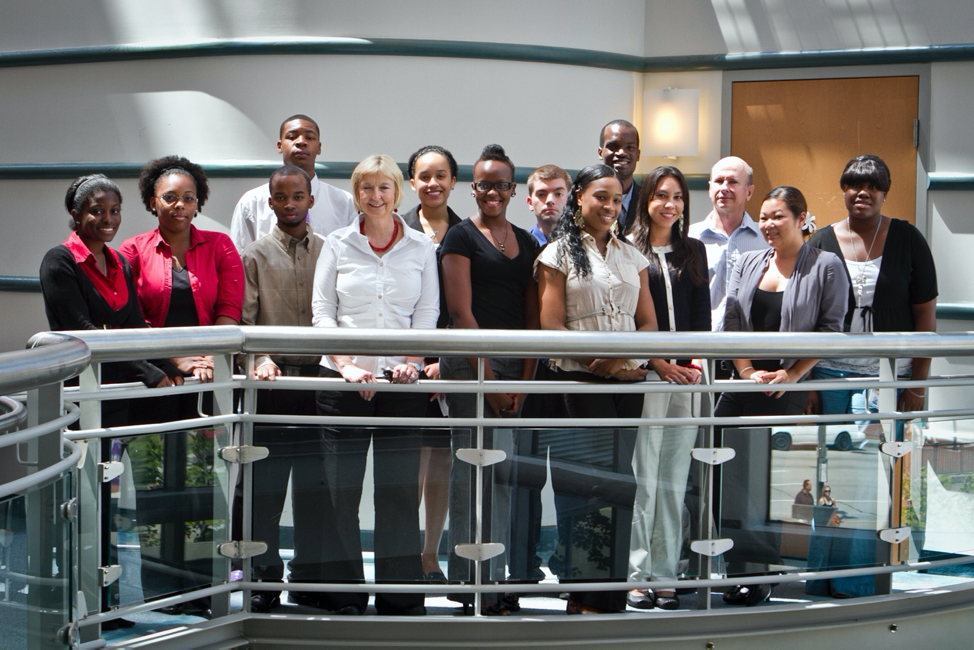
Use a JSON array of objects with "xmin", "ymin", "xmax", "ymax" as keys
[
  {"xmin": 846, "ymin": 216, "xmax": 882, "ymax": 308},
  {"xmin": 489, "ymin": 222, "xmax": 511, "ymax": 253}
]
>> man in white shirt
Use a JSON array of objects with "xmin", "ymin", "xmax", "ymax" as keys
[
  {"xmin": 688, "ymin": 156, "xmax": 768, "ymax": 330},
  {"xmin": 598, "ymin": 120, "xmax": 641, "ymax": 235},
  {"xmin": 230, "ymin": 114, "xmax": 356, "ymax": 251}
]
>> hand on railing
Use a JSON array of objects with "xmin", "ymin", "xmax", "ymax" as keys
[
  {"xmin": 588, "ymin": 357, "xmax": 627, "ymax": 379},
  {"xmin": 389, "ymin": 363, "xmax": 420, "ymax": 384},
  {"xmin": 486, "ymin": 392, "xmax": 515, "ymax": 417},
  {"xmin": 172, "ymin": 355, "xmax": 215, "ymax": 383},
  {"xmin": 648, "ymin": 359, "xmax": 702, "ymax": 385},
  {"xmin": 254, "ymin": 361, "xmax": 282, "ymax": 381},
  {"xmin": 340, "ymin": 364, "xmax": 376, "ymax": 400}
]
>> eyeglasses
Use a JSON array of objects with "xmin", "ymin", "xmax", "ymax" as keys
[
  {"xmin": 472, "ymin": 181, "xmax": 514, "ymax": 193},
  {"xmin": 156, "ymin": 193, "xmax": 198, "ymax": 205}
]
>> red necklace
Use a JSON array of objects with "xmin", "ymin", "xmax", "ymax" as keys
[{"xmin": 360, "ymin": 218, "xmax": 399, "ymax": 253}]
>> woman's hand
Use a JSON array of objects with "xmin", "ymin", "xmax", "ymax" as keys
[
  {"xmin": 391, "ymin": 363, "xmax": 420, "ymax": 384},
  {"xmin": 424, "ymin": 362, "xmax": 440, "ymax": 380},
  {"xmin": 805, "ymin": 391, "xmax": 821, "ymax": 415},
  {"xmin": 589, "ymin": 357, "xmax": 626, "ymax": 379},
  {"xmin": 751, "ymin": 368, "xmax": 791, "ymax": 398},
  {"xmin": 649, "ymin": 359, "xmax": 701, "ymax": 385},
  {"xmin": 613, "ymin": 366, "xmax": 649, "ymax": 381},
  {"xmin": 340, "ymin": 364, "xmax": 376, "ymax": 400},
  {"xmin": 255, "ymin": 362, "xmax": 282, "ymax": 381},
  {"xmin": 899, "ymin": 387, "xmax": 925, "ymax": 413},
  {"xmin": 154, "ymin": 375, "xmax": 174, "ymax": 388},
  {"xmin": 172, "ymin": 355, "xmax": 215, "ymax": 383}
]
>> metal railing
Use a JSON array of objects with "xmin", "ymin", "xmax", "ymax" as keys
[{"xmin": 5, "ymin": 325, "xmax": 974, "ymax": 646}]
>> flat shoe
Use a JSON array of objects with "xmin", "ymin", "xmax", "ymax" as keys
[
  {"xmin": 626, "ymin": 589, "xmax": 654, "ymax": 610},
  {"xmin": 335, "ymin": 604, "xmax": 366, "ymax": 616},
  {"xmin": 653, "ymin": 593, "xmax": 680, "ymax": 610},
  {"xmin": 250, "ymin": 592, "xmax": 280, "ymax": 613},
  {"xmin": 425, "ymin": 570, "xmax": 448, "ymax": 583}
]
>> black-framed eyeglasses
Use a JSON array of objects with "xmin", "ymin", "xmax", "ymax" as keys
[
  {"xmin": 472, "ymin": 181, "xmax": 514, "ymax": 193},
  {"xmin": 156, "ymin": 193, "xmax": 198, "ymax": 205}
]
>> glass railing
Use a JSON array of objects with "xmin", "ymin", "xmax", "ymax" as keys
[{"xmin": 8, "ymin": 327, "xmax": 974, "ymax": 645}]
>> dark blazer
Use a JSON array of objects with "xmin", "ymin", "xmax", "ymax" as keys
[{"xmin": 618, "ymin": 180, "xmax": 641, "ymax": 236}]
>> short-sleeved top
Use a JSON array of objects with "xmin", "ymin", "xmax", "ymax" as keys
[
  {"xmin": 439, "ymin": 218, "xmax": 540, "ymax": 330},
  {"xmin": 536, "ymin": 232, "xmax": 649, "ymax": 373}
]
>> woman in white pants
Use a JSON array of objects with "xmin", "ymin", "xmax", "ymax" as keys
[{"xmin": 625, "ymin": 166, "xmax": 711, "ymax": 609}]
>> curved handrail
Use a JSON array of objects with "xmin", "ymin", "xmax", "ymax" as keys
[
  {"xmin": 0, "ymin": 438, "xmax": 81, "ymax": 500},
  {"xmin": 0, "ymin": 395, "xmax": 26, "ymax": 432},
  {"xmin": 3, "ymin": 332, "xmax": 89, "ymax": 394}
]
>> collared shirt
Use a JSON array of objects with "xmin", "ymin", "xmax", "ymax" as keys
[
  {"xmin": 230, "ymin": 174, "xmax": 357, "ymax": 251},
  {"xmin": 536, "ymin": 232, "xmax": 649, "ymax": 373},
  {"xmin": 120, "ymin": 225, "xmax": 244, "ymax": 328},
  {"xmin": 688, "ymin": 211, "xmax": 768, "ymax": 329},
  {"xmin": 241, "ymin": 223, "xmax": 324, "ymax": 369},
  {"xmin": 312, "ymin": 214, "xmax": 439, "ymax": 374},
  {"xmin": 63, "ymin": 231, "xmax": 129, "ymax": 310},
  {"xmin": 528, "ymin": 223, "xmax": 548, "ymax": 246},
  {"xmin": 617, "ymin": 180, "xmax": 639, "ymax": 235}
]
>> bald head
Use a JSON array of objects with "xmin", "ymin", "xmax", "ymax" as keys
[{"xmin": 709, "ymin": 156, "xmax": 754, "ymax": 225}]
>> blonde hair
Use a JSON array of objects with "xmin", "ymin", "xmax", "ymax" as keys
[{"xmin": 351, "ymin": 154, "xmax": 404, "ymax": 212}]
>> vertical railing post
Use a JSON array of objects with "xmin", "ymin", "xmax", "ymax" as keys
[
  {"xmin": 694, "ymin": 359, "xmax": 717, "ymax": 610},
  {"xmin": 240, "ymin": 353, "xmax": 257, "ymax": 613},
  {"xmin": 76, "ymin": 362, "xmax": 102, "ymax": 644},
  {"xmin": 209, "ymin": 352, "xmax": 235, "ymax": 618}
]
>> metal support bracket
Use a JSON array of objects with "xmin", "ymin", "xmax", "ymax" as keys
[
  {"xmin": 878, "ymin": 527, "xmax": 912, "ymax": 544},
  {"xmin": 691, "ymin": 448, "xmax": 736, "ymax": 465},
  {"xmin": 218, "ymin": 540, "xmax": 269, "ymax": 560},
  {"xmin": 455, "ymin": 448, "xmax": 506, "ymax": 467},
  {"xmin": 690, "ymin": 539, "xmax": 734, "ymax": 557},
  {"xmin": 60, "ymin": 498, "xmax": 77, "ymax": 521},
  {"xmin": 880, "ymin": 441, "xmax": 913, "ymax": 458},
  {"xmin": 99, "ymin": 565, "xmax": 122, "ymax": 587},
  {"xmin": 454, "ymin": 543, "xmax": 506, "ymax": 562},
  {"xmin": 219, "ymin": 445, "xmax": 270, "ymax": 464},
  {"xmin": 98, "ymin": 461, "xmax": 124, "ymax": 483}
]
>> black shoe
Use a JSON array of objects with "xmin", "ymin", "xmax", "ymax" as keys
[
  {"xmin": 424, "ymin": 570, "xmax": 448, "ymax": 583},
  {"xmin": 102, "ymin": 618, "xmax": 136, "ymax": 630},
  {"xmin": 744, "ymin": 583, "xmax": 772, "ymax": 606},
  {"xmin": 482, "ymin": 593, "xmax": 520, "ymax": 616},
  {"xmin": 626, "ymin": 589, "xmax": 654, "ymax": 610},
  {"xmin": 288, "ymin": 591, "xmax": 326, "ymax": 609},
  {"xmin": 377, "ymin": 604, "xmax": 425, "ymax": 616},
  {"xmin": 335, "ymin": 604, "xmax": 366, "ymax": 616},
  {"xmin": 653, "ymin": 593, "xmax": 680, "ymax": 610},
  {"xmin": 250, "ymin": 591, "xmax": 280, "ymax": 613}
]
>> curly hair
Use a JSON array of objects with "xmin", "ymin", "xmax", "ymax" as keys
[
  {"xmin": 64, "ymin": 173, "xmax": 121, "ymax": 214},
  {"xmin": 548, "ymin": 164, "xmax": 621, "ymax": 279},
  {"xmin": 138, "ymin": 155, "xmax": 210, "ymax": 212},
  {"xmin": 407, "ymin": 145, "xmax": 458, "ymax": 180},
  {"xmin": 629, "ymin": 166, "xmax": 705, "ymax": 286}
]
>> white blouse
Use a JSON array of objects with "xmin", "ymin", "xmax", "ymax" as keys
[
  {"xmin": 536, "ymin": 232, "xmax": 649, "ymax": 373},
  {"xmin": 312, "ymin": 214, "xmax": 439, "ymax": 373}
]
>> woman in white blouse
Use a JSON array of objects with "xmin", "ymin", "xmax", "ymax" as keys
[
  {"xmin": 536, "ymin": 164, "xmax": 657, "ymax": 614},
  {"xmin": 312, "ymin": 154, "xmax": 439, "ymax": 616}
]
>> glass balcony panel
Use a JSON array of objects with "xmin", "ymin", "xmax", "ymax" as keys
[
  {"xmin": 0, "ymin": 475, "xmax": 72, "ymax": 649},
  {"xmin": 719, "ymin": 415, "xmax": 894, "ymax": 596},
  {"xmin": 114, "ymin": 425, "xmax": 231, "ymax": 605}
]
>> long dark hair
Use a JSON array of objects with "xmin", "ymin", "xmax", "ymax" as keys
[
  {"xmin": 630, "ymin": 166, "xmax": 704, "ymax": 286},
  {"xmin": 549, "ymin": 164, "xmax": 622, "ymax": 278}
]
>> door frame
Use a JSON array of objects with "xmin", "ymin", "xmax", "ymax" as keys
[{"xmin": 720, "ymin": 64, "xmax": 932, "ymax": 238}]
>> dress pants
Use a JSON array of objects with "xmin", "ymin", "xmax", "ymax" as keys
[
  {"xmin": 548, "ymin": 368, "xmax": 641, "ymax": 612},
  {"xmin": 316, "ymin": 369, "xmax": 426, "ymax": 614}
]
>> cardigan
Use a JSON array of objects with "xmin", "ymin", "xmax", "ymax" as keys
[
  {"xmin": 120, "ymin": 225, "xmax": 244, "ymax": 328},
  {"xmin": 807, "ymin": 218, "xmax": 938, "ymax": 332},
  {"xmin": 40, "ymin": 243, "xmax": 168, "ymax": 387},
  {"xmin": 723, "ymin": 244, "xmax": 849, "ymax": 372},
  {"xmin": 400, "ymin": 204, "xmax": 462, "ymax": 330}
]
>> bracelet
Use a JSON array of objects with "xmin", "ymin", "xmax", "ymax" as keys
[
  {"xmin": 409, "ymin": 361, "xmax": 424, "ymax": 373},
  {"xmin": 739, "ymin": 366, "xmax": 754, "ymax": 378},
  {"xmin": 906, "ymin": 388, "xmax": 926, "ymax": 398}
]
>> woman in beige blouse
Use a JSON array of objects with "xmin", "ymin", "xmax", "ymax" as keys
[{"xmin": 536, "ymin": 163, "xmax": 657, "ymax": 614}]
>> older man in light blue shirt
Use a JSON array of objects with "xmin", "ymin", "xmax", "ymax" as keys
[{"xmin": 688, "ymin": 156, "xmax": 769, "ymax": 330}]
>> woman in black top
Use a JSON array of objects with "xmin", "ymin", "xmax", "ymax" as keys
[
  {"xmin": 402, "ymin": 145, "xmax": 462, "ymax": 581},
  {"xmin": 625, "ymin": 166, "xmax": 710, "ymax": 610},
  {"xmin": 40, "ymin": 174, "xmax": 176, "ymax": 398},
  {"xmin": 440, "ymin": 144, "xmax": 540, "ymax": 613}
]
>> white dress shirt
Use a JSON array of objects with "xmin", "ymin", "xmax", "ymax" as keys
[
  {"xmin": 312, "ymin": 214, "xmax": 439, "ymax": 374},
  {"xmin": 230, "ymin": 174, "xmax": 357, "ymax": 251},
  {"xmin": 688, "ymin": 211, "xmax": 768, "ymax": 330}
]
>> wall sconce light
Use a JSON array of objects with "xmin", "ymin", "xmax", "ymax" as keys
[{"xmin": 643, "ymin": 87, "xmax": 699, "ymax": 159}]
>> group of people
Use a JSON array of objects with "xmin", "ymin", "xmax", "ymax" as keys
[{"xmin": 39, "ymin": 113, "xmax": 937, "ymax": 617}]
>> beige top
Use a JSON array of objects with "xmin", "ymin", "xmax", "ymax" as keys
[{"xmin": 536, "ymin": 232, "xmax": 649, "ymax": 373}]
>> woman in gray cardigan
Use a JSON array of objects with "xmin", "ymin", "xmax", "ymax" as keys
[
  {"xmin": 717, "ymin": 186, "xmax": 848, "ymax": 416},
  {"xmin": 717, "ymin": 186, "xmax": 848, "ymax": 607}
]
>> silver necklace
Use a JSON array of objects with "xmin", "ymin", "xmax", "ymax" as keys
[{"xmin": 846, "ymin": 216, "xmax": 882, "ymax": 308}]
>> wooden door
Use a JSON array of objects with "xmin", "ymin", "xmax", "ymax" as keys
[{"xmin": 731, "ymin": 76, "xmax": 918, "ymax": 227}]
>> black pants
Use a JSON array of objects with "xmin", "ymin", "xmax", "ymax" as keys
[
  {"xmin": 547, "ymin": 369, "xmax": 642, "ymax": 612},
  {"xmin": 251, "ymin": 366, "xmax": 329, "ymax": 587},
  {"xmin": 315, "ymin": 369, "xmax": 426, "ymax": 614}
]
